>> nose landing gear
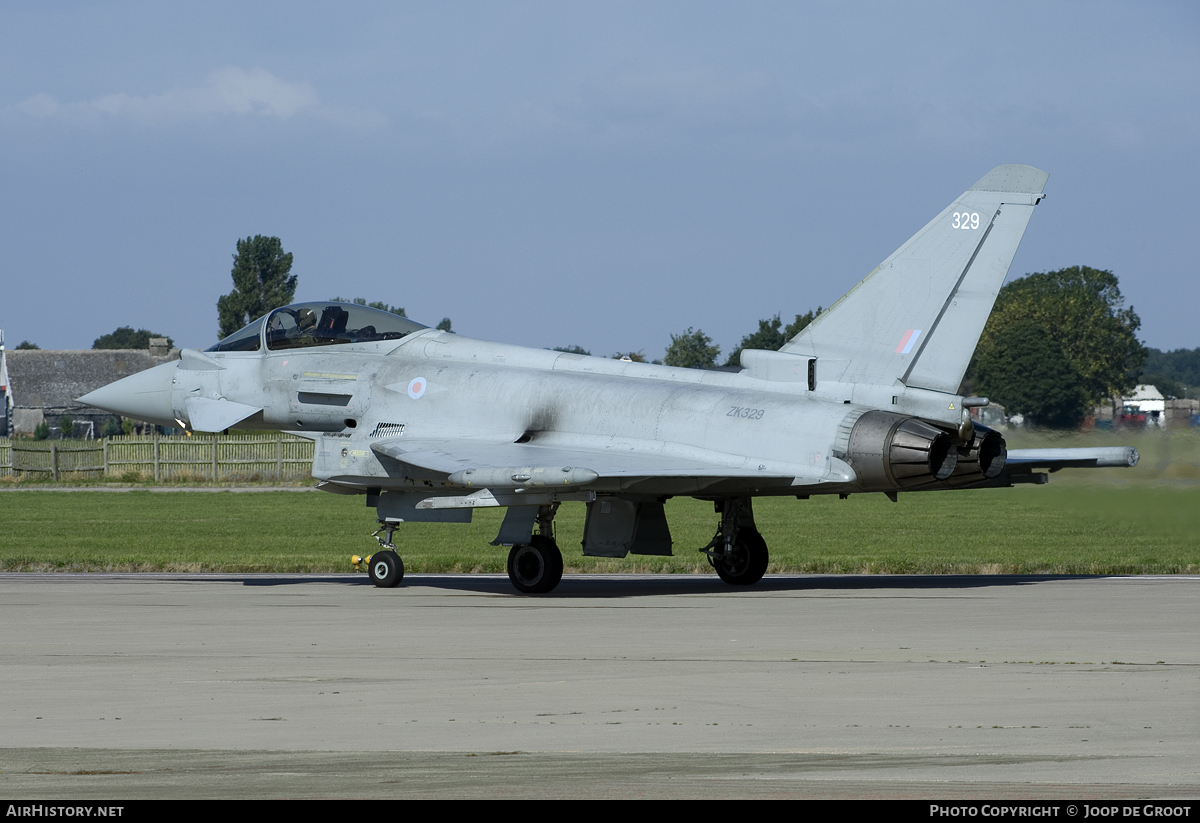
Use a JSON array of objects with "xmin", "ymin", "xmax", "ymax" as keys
[
  {"xmin": 351, "ymin": 521, "xmax": 406, "ymax": 588},
  {"xmin": 367, "ymin": 549, "xmax": 404, "ymax": 588}
]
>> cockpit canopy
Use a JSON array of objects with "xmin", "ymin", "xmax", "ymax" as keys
[{"xmin": 206, "ymin": 302, "xmax": 428, "ymax": 353}]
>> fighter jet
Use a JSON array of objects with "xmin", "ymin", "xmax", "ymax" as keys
[{"xmin": 81, "ymin": 165, "xmax": 1138, "ymax": 594}]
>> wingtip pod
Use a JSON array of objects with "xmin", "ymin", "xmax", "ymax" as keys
[
  {"xmin": 1005, "ymin": 446, "xmax": 1141, "ymax": 470},
  {"xmin": 970, "ymin": 164, "xmax": 1049, "ymax": 196}
]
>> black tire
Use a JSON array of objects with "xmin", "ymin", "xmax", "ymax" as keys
[
  {"xmin": 368, "ymin": 550, "xmax": 404, "ymax": 588},
  {"xmin": 507, "ymin": 535, "xmax": 563, "ymax": 594},
  {"xmin": 712, "ymin": 529, "xmax": 768, "ymax": 586}
]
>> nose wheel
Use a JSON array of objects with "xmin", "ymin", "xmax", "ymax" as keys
[{"xmin": 367, "ymin": 549, "xmax": 404, "ymax": 588}]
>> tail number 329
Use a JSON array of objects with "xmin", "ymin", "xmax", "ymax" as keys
[{"xmin": 952, "ymin": 212, "xmax": 980, "ymax": 229}]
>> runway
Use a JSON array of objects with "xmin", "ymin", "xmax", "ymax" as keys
[{"xmin": 2, "ymin": 573, "xmax": 1198, "ymax": 799}]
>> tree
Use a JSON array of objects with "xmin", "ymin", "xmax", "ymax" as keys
[
  {"xmin": 724, "ymin": 316, "xmax": 786, "ymax": 367},
  {"xmin": 970, "ymin": 267, "xmax": 1145, "ymax": 416},
  {"xmin": 330, "ymin": 297, "xmax": 407, "ymax": 317},
  {"xmin": 611, "ymin": 350, "xmax": 646, "ymax": 362},
  {"xmin": 552, "ymin": 345, "xmax": 591, "ymax": 355},
  {"xmin": 15, "ymin": 340, "xmax": 39, "ymax": 350},
  {"xmin": 1139, "ymin": 374, "xmax": 1187, "ymax": 400},
  {"xmin": 436, "ymin": 318, "xmax": 454, "ymax": 333},
  {"xmin": 973, "ymin": 317, "xmax": 1090, "ymax": 428},
  {"xmin": 217, "ymin": 236, "xmax": 297, "ymax": 338},
  {"xmin": 665, "ymin": 328, "xmax": 719, "ymax": 369},
  {"xmin": 93, "ymin": 327, "xmax": 174, "ymax": 350},
  {"xmin": 1141, "ymin": 347, "xmax": 1200, "ymax": 399},
  {"xmin": 784, "ymin": 308, "xmax": 822, "ymax": 340},
  {"xmin": 723, "ymin": 308, "xmax": 824, "ymax": 367}
]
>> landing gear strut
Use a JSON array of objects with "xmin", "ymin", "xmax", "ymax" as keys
[
  {"xmin": 506, "ymin": 504, "xmax": 563, "ymax": 594},
  {"xmin": 700, "ymin": 498, "xmax": 768, "ymax": 586},
  {"xmin": 353, "ymin": 521, "xmax": 405, "ymax": 588}
]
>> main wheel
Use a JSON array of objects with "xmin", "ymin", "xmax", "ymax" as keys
[
  {"xmin": 368, "ymin": 550, "xmax": 404, "ymax": 588},
  {"xmin": 507, "ymin": 535, "xmax": 563, "ymax": 594},
  {"xmin": 711, "ymin": 529, "xmax": 768, "ymax": 586}
]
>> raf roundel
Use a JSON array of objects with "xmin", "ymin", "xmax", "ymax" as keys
[{"xmin": 407, "ymin": 377, "xmax": 427, "ymax": 400}]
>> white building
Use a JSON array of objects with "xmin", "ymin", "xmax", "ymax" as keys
[{"xmin": 1123, "ymin": 384, "xmax": 1166, "ymax": 428}]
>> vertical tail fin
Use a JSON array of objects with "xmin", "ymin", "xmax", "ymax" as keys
[{"xmin": 780, "ymin": 165, "xmax": 1048, "ymax": 393}]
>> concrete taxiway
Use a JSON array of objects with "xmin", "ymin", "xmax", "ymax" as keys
[{"xmin": 1, "ymin": 573, "xmax": 1198, "ymax": 799}]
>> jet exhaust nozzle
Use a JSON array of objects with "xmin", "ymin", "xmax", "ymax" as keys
[
  {"xmin": 942, "ymin": 427, "xmax": 1008, "ymax": 487},
  {"xmin": 846, "ymin": 411, "xmax": 959, "ymax": 491}
]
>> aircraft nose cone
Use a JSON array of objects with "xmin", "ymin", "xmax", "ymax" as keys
[{"xmin": 78, "ymin": 361, "xmax": 179, "ymax": 427}]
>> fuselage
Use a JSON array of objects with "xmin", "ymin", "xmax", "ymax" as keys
[{"xmin": 90, "ymin": 316, "xmax": 974, "ymax": 500}]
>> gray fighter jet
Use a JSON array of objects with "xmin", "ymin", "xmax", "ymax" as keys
[{"xmin": 81, "ymin": 165, "xmax": 1138, "ymax": 594}]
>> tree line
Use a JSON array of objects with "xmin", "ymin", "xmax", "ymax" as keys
[{"xmin": 615, "ymin": 266, "xmax": 1154, "ymax": 429}]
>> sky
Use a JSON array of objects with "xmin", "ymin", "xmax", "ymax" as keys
[{"xmin": 1, "ymin": 1, "xmax": 1198, "ymax": 358}]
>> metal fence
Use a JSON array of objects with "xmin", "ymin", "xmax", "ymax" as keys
[{"xmin": 0, "ymin": 433, "xmax": 313, "ymax": 481}]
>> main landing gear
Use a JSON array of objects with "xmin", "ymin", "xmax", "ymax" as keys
[
  {"xmin": 700, "ymin": 497, "xmax": 769, "ymax": 586},
  {"xmin": 507, "ymin": 503, "xmax": 563, "ymax": 594},
  {"xmin": 358, "ymin": 504, "xmax": 566, "ymax": 594},
  {"xmin": 358, "ymin": 499, "xmax": 769, "ymax": 592},
  {"xmin": 507, "ymin": 534, "xmax": 564, "ymax": 594}
]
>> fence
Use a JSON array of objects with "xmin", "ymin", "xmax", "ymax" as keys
[{"xmin": 0, "ymin": 433, "xmax": 313, "ymax": 481}]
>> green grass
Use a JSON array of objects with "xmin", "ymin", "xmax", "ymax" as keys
[
  {"xmin": 3, "ymin": 428, "xmax": 1197, "ymax": 575},
  {"xmin": 1005, "ymin": 427, "xmax": 1200, "ymax": 486},
  {"xmin": 2, "ymin": 484, "xmax": 1197, "ymax": 575}
]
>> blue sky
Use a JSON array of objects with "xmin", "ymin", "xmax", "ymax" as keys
[{"xmin": 2, "ymin": 1, "xmax": 1197, "ymax": 357}]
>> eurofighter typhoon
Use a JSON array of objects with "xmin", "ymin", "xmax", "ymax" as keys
[{"xmin": 81, "ymin": 165, "xmax": 1137, "ymax": 594}]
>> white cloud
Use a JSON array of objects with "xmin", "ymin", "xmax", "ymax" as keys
[
  {"xmin": 94, "ymin": 67, "xmax": 318, "ymax": 119},
  {"xmin": 8, "ymin": 67, "xmax": 325, "ymax": 123}
]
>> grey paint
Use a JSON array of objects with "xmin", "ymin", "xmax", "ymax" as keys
[
  {"xmin": 781, "ymin": 165, "xmax": 1048, "ymax": 394},
  {"xmin": 78, "ymin": 166, "xmax": 1136, "ymax": 571}
]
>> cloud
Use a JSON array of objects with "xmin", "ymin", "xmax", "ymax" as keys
[
  {"xmin": 95, "ymin": 67, "xmax": 319, "ymax": 119},
  {"xmin": 7, "ymin": 67, "xmax": 338, "ymax": 124}
]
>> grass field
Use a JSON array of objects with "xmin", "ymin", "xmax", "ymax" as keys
[
  {"xmin": 2, "ymin": 484, "xmax": 1197, "ymax": 575},
  {"xmin": 3, "ymin": 428, "xmax": 1197, "ymax": 575}
]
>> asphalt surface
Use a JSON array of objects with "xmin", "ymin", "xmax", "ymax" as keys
[{"xmin": 2, "ymin": 572, "xmax": 1198, "ymax": 799}]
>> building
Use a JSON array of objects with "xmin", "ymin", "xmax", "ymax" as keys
[
  {"xmin": 0, "ymin": 332, "xmax": 11, "ymax": 437},
  {"xmin": 3, "ymin": 341, "xmax": 179, "ymax": 437},
  {"xmin": 1164, "ymin": 398, "xmax": 1200, "ymax": 428},
  {"xmin": 968, "ymin": 402, "xmax": 1007, "ymax": 430},
  {"xmin": 1121, "ymin": 384, "xmax": 1166, "ymax": 428}
]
